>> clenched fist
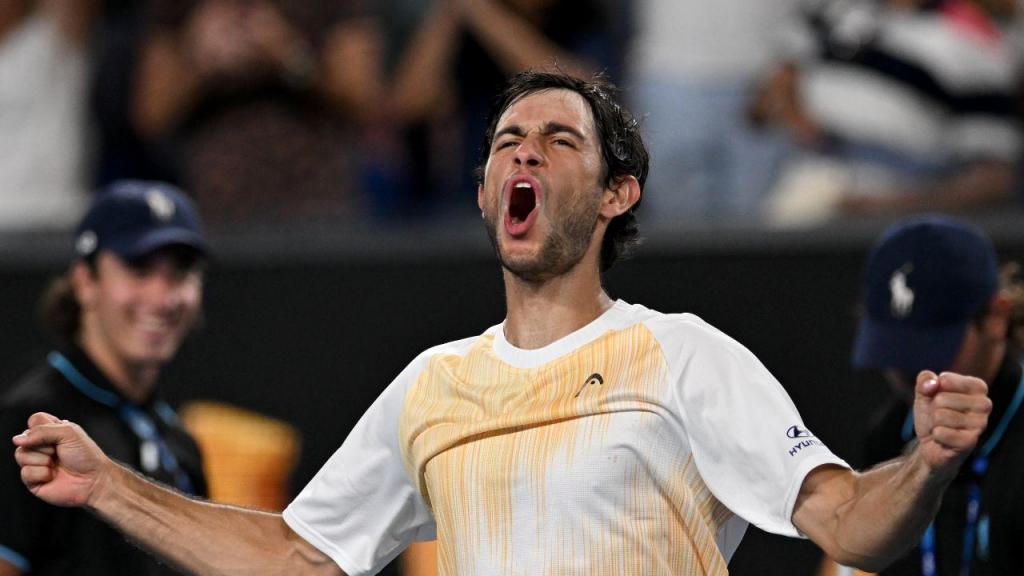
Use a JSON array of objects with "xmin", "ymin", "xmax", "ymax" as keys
[{"xmin": 12, "ymin": 412, "xmax": 112, "ymax": 508}]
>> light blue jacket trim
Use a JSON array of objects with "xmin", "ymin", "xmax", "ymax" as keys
[{"xmin": 0, "ymin": 544, "xmax": 30, "ymax": 571}]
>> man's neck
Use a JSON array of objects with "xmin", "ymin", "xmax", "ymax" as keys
[
  {"xmin": 982, "ymin": 342, "xmax": 1007, "ymax": 386},
  {"xmin": 501, "ymin": 259, "xmax": 613, "ymax": 350},
  {"xmin": 76, "ymin": 335, "xmax": 158, "ymax": 404}
]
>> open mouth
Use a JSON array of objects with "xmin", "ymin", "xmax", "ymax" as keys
[
  {"xmin": 509, "ymin": 182, "xmax": 536, "ymax": 224},
  {"xmin": 504, "ymin": 177, "xmax": 541, "ymax": 237}
]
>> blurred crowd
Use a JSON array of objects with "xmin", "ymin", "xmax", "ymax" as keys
[{"xmin": 2, "ymin": 0, "xmax": 1024, "ymax": 232}]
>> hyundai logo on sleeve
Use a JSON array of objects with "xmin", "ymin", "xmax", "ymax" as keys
[
  {"xmin": 786, "ymin": 425, "xmax": 813, "ymax": 439},
  {"xmin": 786, "ymin": 425, "xmax": 822, "ymax": 456}
]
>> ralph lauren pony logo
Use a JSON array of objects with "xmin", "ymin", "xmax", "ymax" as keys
[{"xmin": 573, "ymin": 373, "xmax": 604, "ymax": 398}]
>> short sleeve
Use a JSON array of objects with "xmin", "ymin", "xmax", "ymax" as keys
[
  {"xmin": 283, "ymin": 355, "xmax": 435, "ymax": 576},
  {"xmin": 0, "ymin": 404, "xmax": 52, "ymax": 571},
  {"xmin": 648, "ymin": 315, "xmax": 849, "ymax": 537}
]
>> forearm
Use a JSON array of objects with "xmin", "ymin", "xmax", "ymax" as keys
[
  {"xmin": 389, "ymin": 0, "xmax": 460, "ymax": 122},
  {"xmin": 90, "ymin": 462, "xmax": 341, "ymax": 576},
  {"xmin": 906, "ymin": 161, "xmax": 1013, "ymax": 211},
  {"xmin": 461, "ymin": 0, "xmax": 591, "ymax": 77},
  {"xmin": 798, "ymin": 455, "xmax": 953, "ymax": 571},
  {"xmin": 840, "ymin": 454, "xmax": 951, "ymax": 568},
  {"xmin": 320, "ymin": 18, "xmax": 386, "ymax": 123},
  {"xmin": 132, "ymin": 34, "xmax": 202, "ymax": 137},
  {"xmin": 844, "ymin": 161, "xmax": 1015, "ymax": 216}
]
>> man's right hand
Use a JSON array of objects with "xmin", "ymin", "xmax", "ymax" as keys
[{"xmin": 11, "ymin": 412, "xmax": 111, "ymax": 508}]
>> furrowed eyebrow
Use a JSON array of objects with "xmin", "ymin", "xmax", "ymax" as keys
[
  {"xmin": 493, "ymin": 125, "xmax": 527, "ymax": 141},
  {"xmin": 540, "ymin": 122, "xmax": 585, "ymax": 141},
  {"xmin": 493, "ymin": 122, "xmax": 586, "ymax": 143}
]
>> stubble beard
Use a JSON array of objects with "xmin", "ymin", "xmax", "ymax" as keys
[{"xmin": 483, "ymin": 192, "xmax": 602, "ymax": 284}]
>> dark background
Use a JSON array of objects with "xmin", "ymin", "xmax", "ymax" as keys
[{"xmin": 3, "ymin": 218, "xmax": 1021, "ymax": 574}]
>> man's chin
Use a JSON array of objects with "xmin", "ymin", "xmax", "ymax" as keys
[
  {"xmin": 130, "ymin": 344, "xmax": 180, "ymax": 367},
  {"xmin": 502, "ymin": 261, "xmax": 555, "ymax": 283},
  {"xmin": 500, "ymin": 249, "xmax": 578, "ymax": 284}
]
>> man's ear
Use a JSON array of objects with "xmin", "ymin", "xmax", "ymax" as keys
[
  {"xmin": 478, "ymin": 184, "xmax": 485, "ymax": 212},
  {"xmin": 600, "ymin": 176, "xmax": 641, "ymax": 219},
  {"xmin": 70, "ymin": 260, "xmax": 97, "ymax": 311},
  {"xmin": 982, "ymin": 291, "xmax": 1012, "ymax": 338}
]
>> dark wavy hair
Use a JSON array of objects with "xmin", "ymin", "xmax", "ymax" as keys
[
  {"xmin": 475, "ymin": 70, "xmax": 649, "ymax": 272},
  {"xmin": 39, "ymin": 256, "xmax": 97, "ymax": 345}
]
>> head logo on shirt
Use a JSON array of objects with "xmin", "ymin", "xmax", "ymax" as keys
[{"xmin": 573, "ymin": 373, "xmax": 604, "ymax": 398}]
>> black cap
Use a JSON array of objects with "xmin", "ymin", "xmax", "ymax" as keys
[{"xmin": 75, "ymin": 180, "xmax": 209, "ymax": 261}]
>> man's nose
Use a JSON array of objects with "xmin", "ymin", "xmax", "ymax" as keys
[
  {"xmin": 514, "ymin": 138, "xmax": 544, "ymax": 167},
  {"xmin": 144, "ymin": 270, "xmax": 188, "ymax": 308}
]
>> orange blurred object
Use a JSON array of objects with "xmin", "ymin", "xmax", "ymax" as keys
[{"xmin": 180, "ymin": 400, "xmax": 300, "ymax": 511}]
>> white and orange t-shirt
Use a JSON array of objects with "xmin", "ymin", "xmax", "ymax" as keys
[{"xmin": 283, "ymin": 301, "xmax": 848, "ymax": 575}]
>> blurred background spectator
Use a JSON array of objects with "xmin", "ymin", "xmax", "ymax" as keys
[
  {"xmin": 0, "ymin": 0, "xmax": 98, "ymax": 230},
  {"xmin": 5, "ymin": 0, "xmax": 1024, "ymax": 231},
  {"xmin": 128, "ymin": 0, "xmax": 384, "ymax": 228},
  {"xmin": 628, "ymin": 0, "xmax": 797, "ymax": 228},
  {"xmin": 754, "ymin": 0, "xmax": 1023, "ymax": 228}
]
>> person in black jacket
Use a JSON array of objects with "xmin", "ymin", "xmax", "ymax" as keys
[
  {"xmin": 0, "ymin": 180, "xmax": 210, "ymax": 576},
  {"xmin": 851, "ymin": 214, "xmax": 1024, "ymax": 576}
]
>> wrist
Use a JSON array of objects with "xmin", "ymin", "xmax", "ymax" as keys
[
  {"xmin": 907, "ymin": 444, "xmax": 960, "ymax": 491},
  {"xmin": 86, "ymin": 457, "xmax": 124, "ymax": 511}
]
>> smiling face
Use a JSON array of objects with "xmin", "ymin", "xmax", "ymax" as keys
[
  {"xmin": 478, "ymin": 89, "xmax": 608, "ymax": 283},
  {"xmin": 74, "ymin": 248, "xmax": 203, "ymax": 376}
]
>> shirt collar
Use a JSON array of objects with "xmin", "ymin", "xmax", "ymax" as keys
[{"xmin": 57, "ymin": 343, "xmax": 156, "ymax": 408}]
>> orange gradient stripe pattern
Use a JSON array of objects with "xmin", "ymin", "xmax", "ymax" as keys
[{"xmin": 399, "ymin": 325, "xmax": 733, "ymax": 575}]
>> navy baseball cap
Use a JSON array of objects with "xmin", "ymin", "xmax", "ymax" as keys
[
  {"xmin": 74, "ymin": 180, "xmax": 209, "ymax": 261},
  {"xmin": 852, "ymin": 214, "xmax": 998, "ymax": 373}
]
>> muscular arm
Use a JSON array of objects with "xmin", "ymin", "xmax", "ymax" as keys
[
  {"xmin": 389, "ymin": 0, "xmax": 461, "ymax": 123},
  {"xmin": 13, "ymin": 413, "xmax": 344, "ymax": 576},
  {"xmin": 132, "ymin": 31, "xmax": 203, "ymax": 137},
  {"xmin": 94, "ymin": 464, "xmax": 341, "ymax": 576},
  {"xmin": 840, "ymin": 160, "xmax": 1016, "ymax": 217},
  {"xmin": 793, "ymin": 456, "xmax": 945, "ymax": 571},
  {"xmin": 793, "ymin": 371, "xmax": 990, "ymax": 571},
  {"xmin": 320, "ymin": 17, "xmax": 387, "ymax": 123},
  {"xmin": 458, "ymin": 0, "xmax": 592, "ymax": 78}
]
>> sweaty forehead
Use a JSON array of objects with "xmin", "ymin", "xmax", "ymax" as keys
[{"xmin": 496, "ymin": 89, "xmax": 596, "ymax": 137}]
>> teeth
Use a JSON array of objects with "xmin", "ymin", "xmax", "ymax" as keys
[
  {"xmin": 139, "ymin": 319, "xmax": 171, "ymax": 330},
  {"xmin": 514, "ymin": 182, "xmax": 533, "ymax": 189}
]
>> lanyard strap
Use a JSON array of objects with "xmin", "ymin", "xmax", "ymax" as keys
[
  {"xmin": 47, "ymin": 351, "xmax": 195, "ymax": 494},
  {"xmin": 917, "ymin": 367, "xmax": 1024, "ymax": 576}
]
